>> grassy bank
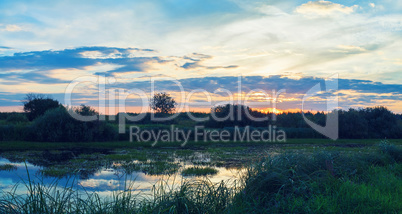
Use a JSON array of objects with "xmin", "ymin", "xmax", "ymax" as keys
[
  {"xmin": 1, "ymin": 138, "xmax": 402, "ymax": 152},
  {"xmin": 1, "ymin": 140, "xmax": 401, "ymax": 213}
]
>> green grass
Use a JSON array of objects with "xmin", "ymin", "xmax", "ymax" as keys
[
  {"xmin": 305, "ymin": 165, "xmax": 402, "ymax": 213},
  {"xmin": 1, "ymin": 139, "xmax": 401, "ymax": 152},
  {"xmin": 181, "ymin": 166, "xmax": 219, "ymax": 176},
  {"xmin": 228, "ymin": 140, "xmax": 402, "ymax": 213},
  {"xmin": 0, "ymin": 163, "xmax": 17, "ymax": 171},
  {"xmin": 143, "ymin": 161, "xmax": 180, "ymax": 175}
]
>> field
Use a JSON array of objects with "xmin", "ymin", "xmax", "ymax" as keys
[
  {"xmin": 2, "ymin": 0, "xmax": 402, "ymax": 212},
  {"xmin": 0, "ymin": 139, "xmax": 401, "ymax": 213}
]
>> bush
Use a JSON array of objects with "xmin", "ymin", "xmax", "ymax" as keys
[
  {"xmin": 0, "ymin": 123, "xmax": 29, "ymax": 141},
  {"xmin": 0, "ymin": 125, "xmax": 15, "ymax": 141},
  {"xmin": 379, "ymin": 140, "xmax": 402, "ymax": 162},
  {"xmin": 30, "ymin": 107, "xmax": 118, "ymax": 142},
  {"xmin": 5, "ymin": 113, "xmax": 28, "ymax": 124}
]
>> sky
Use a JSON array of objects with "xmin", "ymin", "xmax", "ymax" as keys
[{"xmin": 0, "ymin": 0, "xmax": 401, "ymax": 113}]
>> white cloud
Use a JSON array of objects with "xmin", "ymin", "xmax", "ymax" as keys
[
  {"xmin": 331, "ymin": 45, "xmax": 367, "ymax": 53},
  {"xmin": 0, "ymin": 0, "xmax": 401, "ymax": 86},
  {"xmin": 2, "ymin": 24, "xmax": 23, "ymax": 32},
  {"xmin": 295, "ymin": 1, "xmax": 357, "ymax": 16}
]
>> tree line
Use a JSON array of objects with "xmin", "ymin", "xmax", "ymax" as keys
[{"xmin": 0, "ymin": 93, "xmax": 401, "ymax": 142}]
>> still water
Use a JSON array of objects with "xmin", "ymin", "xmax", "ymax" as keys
[{"xmin": 0, "ymin": 156, "xmax": 244, "ymax": 198}]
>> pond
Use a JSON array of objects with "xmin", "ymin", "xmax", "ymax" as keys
[{"xmin": 0, "ymin": 148, "xmax": 253, "ymax": 198}]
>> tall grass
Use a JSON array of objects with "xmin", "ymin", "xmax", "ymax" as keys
[
  {"xmin": 229, "ymin": 141, "xmax": 402, "ymax": 213},
  {"xmin": 1, "ymin": 141, "xmax": 401, "ymax": 213},
  {"xmin": 0, "ymin": 175, "xmax": 236, "ymax": 213}
]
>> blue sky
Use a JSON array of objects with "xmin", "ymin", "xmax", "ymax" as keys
[{"xmin": 0, "ymin": 0, "xmax": 401, "ymax": 113}]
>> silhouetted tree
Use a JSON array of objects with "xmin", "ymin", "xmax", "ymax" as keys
[
  {"xmin": 338, "ymin": 108, "xmax": 368, "ymax": 138},
  {"xmin": 75, "ymin": 104, "xmax": 97, "ymax": 116},
  {"xmin": 150, "ymin": 92, "xmax": 177, "ymax": 114},
  {"xmin": 363, "ymin": 106, "xmax": 400, "ymax": 138},
  {"xmin": 206, "ymin": 104, "xmax": 269, "ymax": 128},
  {"xmin": 23, "ymin": 93, "xmax": 61, "ymax": 121}
]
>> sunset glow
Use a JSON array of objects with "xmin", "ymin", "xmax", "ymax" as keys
[{"xmin": 0, "ymin": 0, "xmax": 401, "ymax": 113}]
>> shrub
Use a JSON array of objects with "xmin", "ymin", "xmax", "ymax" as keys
[
  {"xmin": 5, "ymin": 113, "xmax": 28, "ymax": 124},
  {"xmin": 0, "ymin": 123, "xmax": 28, "ymax": 141},
  {"xmin": 379, "ymin": 140, "xmax": 402, "ymax": 162},
  {"xmin": 0, "ymin": 125, "xmax": 14, "ymax": 141},
  {"xmin": 30, "ymin": 107, "xmax": 118, "ymax": 142}
]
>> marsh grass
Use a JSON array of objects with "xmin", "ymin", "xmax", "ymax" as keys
[
  {"xmin": 229, "ymin": 142, "xmax": 402, "ymax": 213},
  {"xmin": 0, "ymin": 141, "xmax": 401, "ymax": 213},
  {"xmin": 181, "ymin": 167, "xmax": 219, "ymax": 176},
  {"xmin": 0, "ymin": 169, "xmax": 235, "ymax": 214},
  {"xmin": 39, "ymin": 166, "xmax": 72, "ymax": 178}
]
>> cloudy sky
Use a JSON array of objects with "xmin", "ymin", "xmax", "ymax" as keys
[{"xmin": 0, "ymin": 0, "xmax": 401, "ymax": 113}]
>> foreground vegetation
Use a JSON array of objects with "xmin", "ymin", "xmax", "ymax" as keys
[{"xmin": 0, "ymin": 140, "xmax": 401, "ymax": 213}]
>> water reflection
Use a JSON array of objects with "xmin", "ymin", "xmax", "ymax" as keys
[{"xmin": 0, "ymin": 156, "xmax": 244, "ymax": 198}]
